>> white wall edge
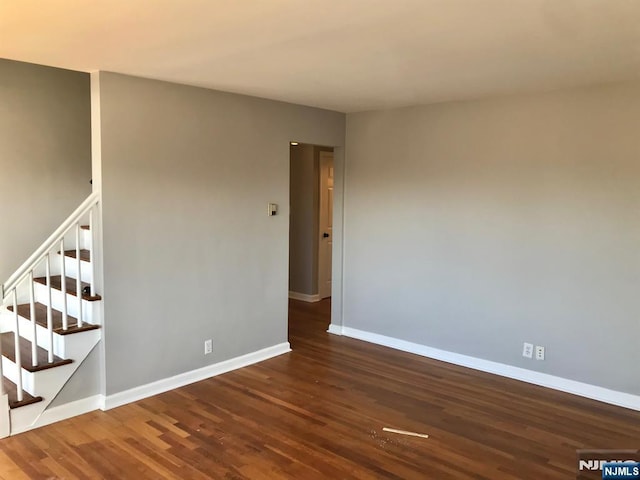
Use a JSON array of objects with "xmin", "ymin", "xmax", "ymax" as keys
[
  {"xmin": 289, "ymin": 291, "xmax": 321, "ymax": 303},
  {"xmin": 337, "ymin": 326, "xmax": 640, "ymax": 412},
  {"xmin": 90, "ymin": 71, "xmax": 108, "ymax": 408},
  {"xmin": 102, "ymin": 342, "xmax": 291, "ymax": 411},
  {"xmin": 12, "ymin": 395, "xmax": 103, "ymax": 435}
]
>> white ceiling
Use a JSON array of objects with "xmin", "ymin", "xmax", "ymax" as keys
[{"xmin": 1, "ymin": 0, "xmax": 639, "ymax": 112}]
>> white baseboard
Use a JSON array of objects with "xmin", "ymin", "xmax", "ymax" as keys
[
  {"xmin": 13, "ymin": 395, "xmax": 103, "ymax": 435},
  {"xmin": 102, "ymin": 342, "xmax": 291, "ymax": 411},
  {"xmin": 329, "ymin": 326, "xmax": 640, "ymax": 412},
  {"xmin": 289, "ymin": 291, "xmax": 321, "ymax": 303},
  {"xmin": 327, "ymin": 324, "xmax": 344, "ymax": 335}
]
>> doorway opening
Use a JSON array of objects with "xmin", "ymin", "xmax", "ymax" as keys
[{"xmin": 288, "ymin": 142, "xmax": 334, "ymax": 332}]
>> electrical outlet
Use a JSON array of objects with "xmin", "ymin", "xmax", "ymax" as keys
[
  {"xmin": 522, "ymin": 342, "xmax": 533, "ymax": 359},
  {"xmin": 535, "ymin": 345, "xmax": 545, "ymax": 360},
  {"xmin": 204, "ymin": 339, "xmax": 213, "ymax": 355}
]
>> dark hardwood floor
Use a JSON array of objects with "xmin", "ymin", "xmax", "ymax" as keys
[{"xmin": 1, "ymin": 298, "xmax": 638, "ymax": 479}]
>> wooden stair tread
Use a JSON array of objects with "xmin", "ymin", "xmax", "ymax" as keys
[
  {"xmin": 7, "ymin": 303, "xmax": 100, "ymax": 335},
  {"xmin": 33, "ymin": 275, "xmax": 101, "ymax": 301},
  {"xmin": 2, "ymin": 377, "xmax": 43, "ymax": 409},
  {"xmin": 0, "ymin": 332, "xmax": 72, "ymax": 372},
  {"xmin": 80, "ymin": 225, "xmax": 90, "ymax": 230},
  {"xmin": 61, "ymin": 249, "xmax": 90, "ymax": 262}
]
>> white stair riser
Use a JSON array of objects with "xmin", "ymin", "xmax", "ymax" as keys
[
  {"xmin": 36, "ymin": 253, "xmax": 93, "ymax": 284},
  {"xmin": 33, "ymin": 283, "xmax": 99, "ymax": 322},
  {"xmin": 60, "ymin": 224, "xmax": 92, "ymax": 251},
  {"xmin": 1, "ymin": 357, "xmax": 38, "ymax": 396},
  {"xmin": 62, "ymin": 255, "xmax": 93, "ymax": 284},
  {"xmin": 81, "ymin": 228, "xmax": 92, "ymax": 250},
  {"xmin": 5, "ymin": 360, "xmax": 76, "ymax": 398}
]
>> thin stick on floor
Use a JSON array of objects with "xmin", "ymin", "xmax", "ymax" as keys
[{"xmin": 382, "ymin": 427, "xmax": 429, "ymax": 439}]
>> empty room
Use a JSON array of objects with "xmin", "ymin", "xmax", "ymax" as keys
[{"xmin": 1, "ymin": 1, "xmax": 639, "ymax": 479}]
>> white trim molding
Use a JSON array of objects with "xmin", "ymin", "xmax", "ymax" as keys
[
  {"xmin": 102, "ymin": 342, "xmax": 291, "ymax": 411},
  {"xmin": 329, "ymin": 326, "xmax": 640, "ymax": 412},
  {"xmin": 12, "ymin": 395, "xmax": 103, "ymax": 435},
  {"xmin": 289, "ymin": 291, "xmax": 321, "ymax": 303},
  {"xmin": 327, "ymin": 324, "xmax": 344, "ymax": 335}
]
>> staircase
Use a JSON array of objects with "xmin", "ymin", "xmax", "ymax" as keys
[{"xmin": 0, "ymin": 193, "xmax": 101, "ymax": 437}]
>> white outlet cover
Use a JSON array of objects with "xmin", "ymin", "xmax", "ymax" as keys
[
  {"xmin": 204, "ymin": 339, "xmax": 213, "ymax": 355},
  {"xmin": 522, "ymin": 342, "xmax": 533, "ymax": 359},
  {"xmin": 535, "ymin": 345, "xmax": 545, "ymax": 360}
]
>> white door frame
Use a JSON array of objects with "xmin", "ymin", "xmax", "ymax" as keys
[{"xmin": 327, "ymin": 146, "xmax": 344, "ymax": 333}]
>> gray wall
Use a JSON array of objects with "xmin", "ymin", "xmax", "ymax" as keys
[
  {"xmin": 344, "ymin": 81, "xmax": 640, "ymax": 395},
  {"xmin": 49, "ymin": 347, "xmax": 101, "ymax": 407},
  {"xmin": 98, "ymin": 72, "xmax": 345, "ymax": 395},
  {"xmin": 0, "ymin": 59, "xmax": 92, "ymax": 282},
  {"xmin": 289, "ymin": 144, "xmax": 318, "ymax": 295}
]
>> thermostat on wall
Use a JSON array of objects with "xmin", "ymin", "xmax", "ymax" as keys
[{"xmin": 268, "ymin": 203, "xmax": 278, "ymax": 216}]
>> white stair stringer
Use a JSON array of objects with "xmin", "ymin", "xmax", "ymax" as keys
[{"xmin": 8, "ymin": 328, "xmax": 101, "ymax": 434}]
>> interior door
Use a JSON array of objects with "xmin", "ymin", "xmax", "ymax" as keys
[{"xmin": 318, "ymin": 151, "xmax": 333, "ymax": 299}]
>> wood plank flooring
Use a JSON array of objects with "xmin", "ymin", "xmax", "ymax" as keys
[{"xmin": 1, "ymin": 298, "xmax": 638, "ymax": 479}]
